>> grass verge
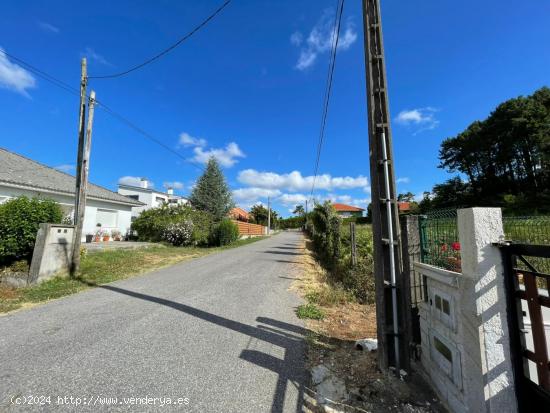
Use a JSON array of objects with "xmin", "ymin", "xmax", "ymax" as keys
[{"xmin": 0, "ymin": 237, "xmax": 266, "ymax": 314}]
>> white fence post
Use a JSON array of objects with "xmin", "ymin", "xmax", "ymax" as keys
[{"xmin": 457, "ymin": 208, "xmax": 518, "ymax": 413}]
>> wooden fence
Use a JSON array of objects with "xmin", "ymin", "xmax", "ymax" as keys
[{"xmin": 232, "ymin": 220, "xmax": 266, "ymax": 236}]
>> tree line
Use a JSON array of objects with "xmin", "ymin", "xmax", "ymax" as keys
[{"xmin": 416, "ymin": 87, "xmax": 549, "ymax": 214}]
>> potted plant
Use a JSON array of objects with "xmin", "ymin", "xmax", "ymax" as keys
[
  {"xmin": 93, "ymin": 224, "xmax": 102, "ymax": 242},
  {"xmin": 85, "ymin": 233, "xmax": 94, "ymax": 243},
  {"xmin": 111, "ymin": 230, "xmax": 122, "ymax": 241},
  {"xmin": 102, "ymin": 230, "xmax": 111, "ymax": 242}
]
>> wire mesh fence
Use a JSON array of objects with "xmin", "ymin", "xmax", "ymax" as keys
[
  {"xmin": 419, "ymin": 209, "xmax": 461, "ymax": 273},
  {"xmin": 503, "ymin": 216, "xmax": 550, "ymax": 245}
]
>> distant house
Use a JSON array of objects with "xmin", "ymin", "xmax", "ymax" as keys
[
  {"xmin": 118, "ymin": 178, "xmax": 188, "ymax": 218},
  {"xmin": 0, "ymin": 147, "xmax": 143, "ymax": 240},
  {"xmin": 398, "ymin": 201, "xmax": 412, "ymax": 214},
  {"xmin": 229, "ymin": 207, "xmax": 250, "ymax": 222},
  {"xmin": 332, "ymin": 203, "xmax": 365, "ymax": 218}
]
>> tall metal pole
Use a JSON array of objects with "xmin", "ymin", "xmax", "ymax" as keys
[
  {"xmin": 71, "ymin": 90, "xmax": 96, "ymax": 275},
  {"xmin": 71, "ymin": 58, "xmax": 88, "ymax": 276},
  {"xmin": 267, "ymin": 196, "xmax": 271, "ymax": 235},
  {"xmin": 362, "ymin": 0, "xmax": 407, "ymax": 373}
]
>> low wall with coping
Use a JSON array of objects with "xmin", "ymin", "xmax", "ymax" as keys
[{"xmin": 413, "ymin": 208, "xmax": 518, "ymax": 413}]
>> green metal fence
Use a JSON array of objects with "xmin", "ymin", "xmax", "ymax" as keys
[
  {"xmin": 419, "ymin": 209, "xmax": 461, "ymax": 273},
  {"xmin": 503, "ymin": 216, "xmax": 550, "ymax": 245}
]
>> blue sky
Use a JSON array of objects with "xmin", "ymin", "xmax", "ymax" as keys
[{"xmin": 0, "ymin": 0, "xmax": 549, "ymax": 217}]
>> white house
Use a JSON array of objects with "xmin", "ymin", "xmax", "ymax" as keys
[
  {"xmin": 0, "ymin": 147, "xmax": 143, "ymax": 240},
  {"xmin": 118, "ymin": 178, "xmax": 188, "ymax": 218}
]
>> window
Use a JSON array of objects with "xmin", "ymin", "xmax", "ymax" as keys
[
  {"xmin": 434, "ymin": 336, "xmax": 453, "ymax": 363},
  {"xmin": 155, "ymin": 197, "xmax": 166, "ymax": 203},
  {"xmin": 431, "ymin": 289, "xmax": 453, "ymax": 329},
  {"xmin": 126, "ymin": 194, "xmax": 139, "ymax": 200},
  {"xmin": 96, "ymin": 209, "xmax": 118, "ymax": 227}
]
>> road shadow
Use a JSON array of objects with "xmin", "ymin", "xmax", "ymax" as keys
[
  {"xmin": 264, "ymin": 250, "xmax": 303, "ymax": 256},
  {"xmin": 75, "ymin": 278, "xmax": 310, "ymax": 412},
  {"xmin": 273, "ymin": 246, "xmax": 304, "ymax": 251}
]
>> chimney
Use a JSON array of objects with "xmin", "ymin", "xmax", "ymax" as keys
[
  {"xmin": 140, "ymin": 178, "xmax": 149, "ymax": 189},
  {"xmin": 167, "ymin": 187, "xmax": 174, "ymax": 196}
]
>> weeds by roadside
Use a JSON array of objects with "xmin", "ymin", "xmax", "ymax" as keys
[{"xmin": 296, "ymin": 303, "xmax": 325, "ymax": 320}]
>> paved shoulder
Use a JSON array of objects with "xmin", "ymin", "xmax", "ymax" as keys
[{"xmin": 0, "ymin": 232, "xmax": 308, "ymax": 412}]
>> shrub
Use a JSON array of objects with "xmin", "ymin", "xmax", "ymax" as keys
[
  {"xmin": 131, "ymin": 204, "xmax": 213, "ymax": 245},
  {"xmin": 161, "ymin": 221, "xmax": 194, "ymax": 246},
  {"xmin": 210, "ymin": 219, "xmax": 239, "ymax": 246},
  {"xmin": 0, "ymin": 197, "xmax": 63, "ymax": 265}
]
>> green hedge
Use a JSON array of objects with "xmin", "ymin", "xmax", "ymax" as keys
[
  {"xmin": 0, "ymin": 197, "xmax": 63, "ymax": 265},
  {"xmin": 210, "ymin": 219, "xmax": 239, "ymax": 246}
]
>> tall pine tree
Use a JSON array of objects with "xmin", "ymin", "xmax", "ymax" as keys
[{"xmin": 189, "ymin": 157, "xmax": 234, "ymax": 221}]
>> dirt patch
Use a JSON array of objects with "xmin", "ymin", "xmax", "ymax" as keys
[{"xmin": 291, "ymin": 236, "xmax": 447, "ymax": 413}]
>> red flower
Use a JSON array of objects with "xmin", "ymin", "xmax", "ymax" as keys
[
  {"xmin": 441, "ymin": 244, "xmax": 448, "ymax": 252},
  {"xmin": 452, "ymin": 242, "xmax": 461, "ymax": 251}
]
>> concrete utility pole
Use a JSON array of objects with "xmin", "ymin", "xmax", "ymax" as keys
[
  {"xmin": 71, "ymin": 58, "xmax": 88, "ymax": 276},
  {"xmin": 362, "ymin": 0, "xmax": 408, "ymax": 373},
  {"xmin": 71, "ymin": 89, "xmax": 96, "ymax": 275},
  {"xmin": 267, "ymin": 196, "xmax": 271, "ymax": 235}
]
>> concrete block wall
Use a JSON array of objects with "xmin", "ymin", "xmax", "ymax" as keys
[{"xmin": 29, "ymin": 223, "xmax": 75, "ymax": 284}]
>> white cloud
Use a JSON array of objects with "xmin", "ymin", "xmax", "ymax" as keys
[
  {"xmin": 0, "ymin": 48, "xmax": 36, "ymax": 97},
  {"xmin": 292, "ymin": 10, "xmax": 357, "ymax": 70},
  {"xmin": 163, "ymin": 181, "xmax": 184, "ymax": 190},
  {"xmin": 233, "ymin": 187, "xmax": 281, "ymax": 202},
  {"xmin": 326, "ymin": 194, "xmax": 370, "ymax": 207},
  {"xmin": 278, "ymin": 193, "xmax": 308, "ymax": 206},
  {"xmin": 396, "ymin": 177, "xmax": 410, "ymax": 184},
  {"xmin": 394, "ymin": 107, "xmax": 439, "ymax": 134},
  {"xmin": 118, "ymin": 176, "xmax": 154, "ymax": 188},
  {"xmin": 178, "ymin": 132, "xmax": 245, "ymax": 168},
  {"xmin": 83, "ymin": 47, "xmax": 112, "ymax": 66},
  {"xmin": 191, "ymin": 142, "xmax": 245, "ymax": 168},
  {"xmin": 178, "ymin": 132, "xmax": 207, "ymax": 148},
  {"xmin": 38, "ymin": 21, "xmax": 59, "ymax": 33},
  {"xmin": 54, "ymin": 164, "xmax": 75, "ymax": 173},
  {"xmin": 238, "ymin": 169, "xmax": 368, "ymax": 192}
]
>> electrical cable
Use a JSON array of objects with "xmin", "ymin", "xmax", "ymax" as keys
[
  {"xmin": 88, "ymin": 0, "xmax": 233, "ymax": 79},
  {"xmin": 308, "ymin": 0, "xmax": 345, "ymax": 203}
]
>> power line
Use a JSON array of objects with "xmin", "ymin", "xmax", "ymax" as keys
[
  {"xmin": 309, "ymin": 0, "xmax": 345, "ymax": 202},
  {"xmin": 0, "ymin": 49, "xmax": 205, "ymax": 172},
  {"xmin": 88, "ymin": 0, "xmax": 233, "ymax": 80}
]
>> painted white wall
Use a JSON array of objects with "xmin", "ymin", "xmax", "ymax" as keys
[
  {"xmin": 118, "ymin": 186, "xmax": 188, "ymax": 217},
  {"xmin": 0, "ymin": 184, "xmax": 134, "ymax": 241}
]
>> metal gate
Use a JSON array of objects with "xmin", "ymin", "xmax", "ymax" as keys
[{"xmin": 500, "ymin": 243, "xmax": 550, "ymax": 410}]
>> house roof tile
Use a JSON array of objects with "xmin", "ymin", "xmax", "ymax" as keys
[{"xmin": 0, "ymin": 147, "xmax": 143, "ymax": 206}]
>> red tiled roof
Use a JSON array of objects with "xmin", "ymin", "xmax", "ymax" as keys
[
  {"xmin": 398, "ymin": 202, "xmax": 411, "ymax": 212},
  {"xmin": 332, "ymin": 203, "xmax": 365, "ymax": 212},
  {"xmin": 229, "ymin": 207, "xmax": 250, "ymax": 221}
]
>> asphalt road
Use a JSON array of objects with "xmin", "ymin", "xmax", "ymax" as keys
[{"xmin": 0, "ymin": 232, "xmax": 308, "ymax": 412}]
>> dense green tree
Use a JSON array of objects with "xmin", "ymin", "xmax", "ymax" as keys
[
  {"xmin": 189, "ymin": 157, "xmax": 234, "ymax": 221},
  {"xmin": 249, "ymin": 204, "xmax": 278, "ymax": 227},
  {"xmin": 397, "ymin": 192, "xmax": 415, "ymax": 202},
  {"xmin": 429, "ymin": 86, "xmax": 550, "ymax": 213},
  {"xmin": 293, "ymin": 205, "xmax": 305, "ymax": 216}
]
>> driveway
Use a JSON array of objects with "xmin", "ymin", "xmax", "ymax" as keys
[{"xmin": 0, "ymin": 232, "xmax": 308, "ymax": 412}]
